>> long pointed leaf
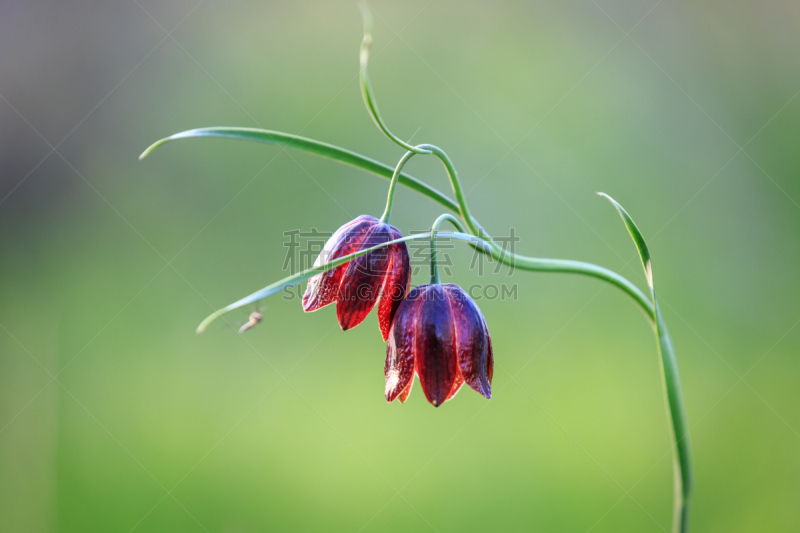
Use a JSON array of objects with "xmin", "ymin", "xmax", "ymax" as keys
[
  {"xmin": 140, "ymin": 127, "xmax": 456, "ymax": 212},
  {"xmin": 599, "ymin": 192, "xmax": 693, "ymax": 533},
  {"xmin": 196, "ymin": 231, "xmax": 493, "ymax": 333}
]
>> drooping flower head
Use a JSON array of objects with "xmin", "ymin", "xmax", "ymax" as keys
[
  {"xmin": 302, "ymin": 215, "xmax": 410, "ymax": 340},
  {"xmin": 385, "ymin": 283, "xmax": 493, "ymax": 406}
]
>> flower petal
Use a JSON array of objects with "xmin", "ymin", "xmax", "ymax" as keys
[
  {"xmin": 484, "ymin": 317, "xmax": 494, "ymax": 387},
  {"xmin": 376, "ymin": 225, "xmax": 410, "ymax": 341},
  {"xmin": 445, "ymin": 374, "xmax": 464, "ymax": 402},
  {"xmin": 415, "ymin": 285, "xmax": 458, "ymax": 407},
  {"xmin": 443, "ymin": 284, "xmax": 491, "ymax": 399},
  {"xmin": 398, "ymin": 378, "xmax": 414, "ymax": 404},
  {"xmin": 303, "ymin": 215, "xmax": 376, "ymax": 312},
  {"xmin": 336, "ymin": 224, "xmax": 392, "ymax": 331},
  {"xmin": 384, "ymin": 289, "xmax": 422, "ymax": 402}
]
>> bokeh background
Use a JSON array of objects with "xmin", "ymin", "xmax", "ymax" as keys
[{"xmin": 2, "ymin": 0, "xmax": 799, "ymax": 531}]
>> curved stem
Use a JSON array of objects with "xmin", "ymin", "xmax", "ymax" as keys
[
  {"xmin": 198, "ymin": 231, "xmax": 482, "ymax": 332},
  {"xmin": 359, "ymin": 5, "xmax": 429, "ymax": 155},
  {"xmin": 599, "ymin": 193, "xmax": 692, "ymax": 532},
  {"xmin": 416, "ymin": 144, "xmax": 491, "ymax": 241},
  {"xmin": 144, "ymin": 126, "xmax": 688, "ymax": 532},
  {"xmin": 141, "ymin": 128, "xmax": 653, "ymax": 320},
  {"xmin": 504, "ymin": 254, "xmax": 654, "ymax": 319},
  {"xmin": 429, "ymin": 213, "xmax": 465, "ymax": 284},
  {"xmin": 417, "ymin": 141, "xmax": 689, "ymax": 531},
  {"xmin": 413, "ymin": 143, "xmax": 654, "ymax": 319},
  {"xmin": 380, "ymin": 150, "xmax": 416, "ymax": 223}
]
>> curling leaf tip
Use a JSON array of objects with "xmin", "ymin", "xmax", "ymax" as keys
[
  {"xmin": 139, "ymin": 138, "xmax": 168, "ymax": 160},
  {"xmin": 598, "ymin": 192, "xmax": 653, "ymax": 290}
]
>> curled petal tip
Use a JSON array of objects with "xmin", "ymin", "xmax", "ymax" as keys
[
  {"xmin": 397, "ymin": 378, "xmax": 413, "ymax": 404},
  {"xmin": 474, "ymin": 380, "xmax": 492, "ymax": 400}
]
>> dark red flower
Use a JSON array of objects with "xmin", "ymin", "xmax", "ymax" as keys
[
  {"xmin": 303, "ymin": 215, "xmax": 410, "ymax": 340},
  {"xmin": 385, "ymin": 283, "xmax": 493, "ymax": 406}
]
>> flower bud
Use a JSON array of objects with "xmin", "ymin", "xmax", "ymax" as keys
[
  {"xmin": 303, "ymin": 215, "xmax": 410, "ymax": 340},
  {"xmin": 385, "ymin": 283, "xmax": 493, "ymax": 406}
]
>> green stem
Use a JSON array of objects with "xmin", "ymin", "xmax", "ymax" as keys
[
  {"xmin": 429, "ymin": 213, "xmax": 465, "ymax": 284},
  {"xmin": 197, "ymin": 231, "xmax": 484, "ymax": 332},
  {"xmin": 413, "ymin": 143, "xmax": 654, "ymax": 319},
  {"xmin": 143, "ymin": 127, "xmax": 689, "ymax": 532},
  {"xmin": 359, "ymin": 4, "xmax": 429, "ymax": 155},
  {"xmin": 416, "ymin": 144, "xmax": 491, "ymax": 241},
  {"xmin": 599, "ymin": 193, "xmax": 692, "ymax": 532},
  {"xmin": 380, "ymin": 150, "xmax": 416, "ymax": 223},
  {"xmin": 656, "ymin": 300, "xmax": 693, "ymax": 533},
  {"xmin": 140, "ymin": 128, "xmax": 653, "ymax": 319},
  {"xmin": 144, "ymin": 6, "xmax": 692, "ymax": 522},
  {"xmin": 502, "ymin": 254, "xmax": 654, "ymax": 317}
]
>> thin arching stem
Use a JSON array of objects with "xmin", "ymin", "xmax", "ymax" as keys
[
  {"xmin": 411, "ymin": 142, "xmax": 656, "ymax": 320},
  {"xmin": 196, "ymin": 231, "xmax": 491, "ymax": 331},
  {"xmin": 359, "ymin": 4, "xmax": 429, "ymax": 155},
  {"xmin": 416, "ymin": 144, "xmax": 491, "ymax": 241},
  {"xmin": 143, "ymin": 8, "xmax": 692, "ymax": 527},
  {"xmin": 140, "ymin": 128, "xmax": 654, "ymax": 320},
  {"xmin": 142, "ymin": 127, "xmax": 686, "ymax": 532},
  {"xmin": 429, "ymin": 213, "xmax": 466, "ymax": 284},
  {"xmin": 380, "ymin": 150, "xmax": 417, "ymax": 223}
]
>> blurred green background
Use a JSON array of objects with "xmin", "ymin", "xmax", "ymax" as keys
[{"xmin": 2, "ymin": 0, "xmax": 799, "ymax": 531}]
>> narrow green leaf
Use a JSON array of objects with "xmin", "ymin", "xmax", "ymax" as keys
[
  {"xmin": 140, "ymin": 127, "xmax": 458, "ymax": 213},
  {"xmin": 597, "ymin": 192, "xmax": 653, "ymax": 289},
  {"xmin": 139, "ymin": 128, "xmax": 655, "ymax": 320},
  {"xmin": 599, "ymin": 192, "xmax": 693, "ymax": 533},
  {"xmin": 196, "ymin": 231, "xmax": 492, "ymax": 333}
]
